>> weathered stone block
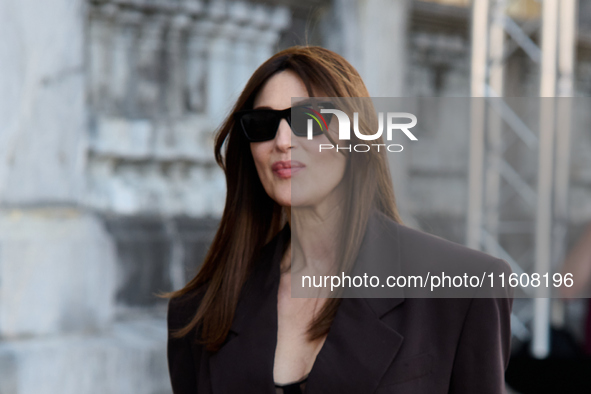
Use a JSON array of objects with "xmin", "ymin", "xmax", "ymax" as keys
[
  {"xmin": 0, "ymin": 318, "xmax": 170, "ymax": 394},
  {"xmin": 0, "ymin": 208, "xmax": 116, "ymax": 338}
]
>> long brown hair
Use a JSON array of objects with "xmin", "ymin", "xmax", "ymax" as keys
[{"xmin": 163, "ymin": 46, "xmax": 401, "ymax": 351}]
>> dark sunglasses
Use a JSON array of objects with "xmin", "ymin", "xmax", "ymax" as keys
[{"xmin": 233, "ymin": 102, "xmax": 335, "ymax": 142}]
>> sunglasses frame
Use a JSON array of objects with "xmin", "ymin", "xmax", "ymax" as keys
[{"xmin": 233, "ymin": 101, "xmax": 335, "ymax": 143}]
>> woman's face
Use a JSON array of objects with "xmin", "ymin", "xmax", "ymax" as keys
[{"xmin": 250, "ymin": 70, "xmax": 347, "ymax": 209}]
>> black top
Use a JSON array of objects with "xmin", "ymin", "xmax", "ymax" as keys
[{"xmin": 275, "ymin": 375, "xmax": 308, "ymax": 394}]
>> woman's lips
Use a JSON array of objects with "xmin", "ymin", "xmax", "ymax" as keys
[{"xmin": 272, "ymin": 160, "xmax": 305, "ymax": 179}]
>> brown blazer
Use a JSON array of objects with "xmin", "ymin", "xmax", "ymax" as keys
[{"xmin": 167, "ymin": 212, "xmax": 513, "ymax": 393}]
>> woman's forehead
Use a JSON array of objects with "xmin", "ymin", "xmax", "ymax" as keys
[
  {"xmin": 253, "ymin": 71, "xmax": 327, "ymax": 109},
  {"xmin": 253, "ymin": 71, "xmax": 308, "ymax": 109}
]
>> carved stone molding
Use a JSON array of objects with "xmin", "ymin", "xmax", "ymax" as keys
[{"xmin": 85, "ymin": 0, "xmax": 291, "ymax": 216}]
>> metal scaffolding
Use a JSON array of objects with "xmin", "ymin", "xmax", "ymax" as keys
[{"xmin": 468, "ymin": 0, "xmax": 578, "ymax": 358}]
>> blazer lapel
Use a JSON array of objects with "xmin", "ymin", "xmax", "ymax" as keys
[
  {"xmin": 209, "ymin": 225, "xmax": 290, "ymax": 394},
  {"xmin": 306, "ymin": 211, "xmax": 407, "ymax": 393},
  {"xmin": 306, "ymin": 297, "xmax": 404, "ymax": 394}
]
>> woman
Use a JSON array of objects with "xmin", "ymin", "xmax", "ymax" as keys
[{"xmin": 165, "ymin": 46, "xmax": 513, "ymax": 394}]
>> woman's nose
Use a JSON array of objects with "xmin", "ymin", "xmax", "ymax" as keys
[{"xmin": 275, "ymin": 119, "xmax": 292, "ymax": 150}]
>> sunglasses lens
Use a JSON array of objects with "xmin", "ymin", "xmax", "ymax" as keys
[
  {"xmin": 290, "ymin": 106, "xmax": 327, "ymax": 137},
  {"xmin": 240, "ymin": 112, "xmax": 280, "ymax": 142},
  {"xmin": 238, "ymin": 103, "xmax": 335, "ymax": 142}
]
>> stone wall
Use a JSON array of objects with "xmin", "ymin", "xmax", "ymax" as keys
[
  {"xmin": 0, "ymin": 1, "xmax": 289, "ymax": 393},
  {"xmin": 85, "ymin": 0, "xmax": 290, "ymax": 216}
]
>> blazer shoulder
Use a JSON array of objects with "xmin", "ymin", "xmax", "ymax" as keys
[
  {"xmin": 397, "ymin": 221, "xmax": 509, "ymax": 269},
  {"xmin": 369, "ymin": 214, "xmax": 513, "ymax": 294},
  {"xmin": 167, "ymin": 286, "xmax": 207, "ymax": 332}
]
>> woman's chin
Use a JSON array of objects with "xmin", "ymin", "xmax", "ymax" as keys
[
  {"xmin": 275, "ymin": 197, "xmax": 309, "ymax": 208},
  {"xmin": 272, "ymin": 195, "xmax": 292, "ymax": 207}
]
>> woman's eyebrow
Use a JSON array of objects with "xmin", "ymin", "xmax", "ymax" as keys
[
  {"xmin": 252, "ymin": 105, "xmax": 293, "ymax": 110},
  {"xmin": 252, "ymin": 99, "xmax": 318, "ymax": 110}
]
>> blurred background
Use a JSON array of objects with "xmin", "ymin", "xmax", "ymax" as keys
[{"xmin": 1, "ymin": 0, "xmax": 591, "ymax": 393}]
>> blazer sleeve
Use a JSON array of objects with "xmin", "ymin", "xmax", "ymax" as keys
[
  {"xmin": 167, "ymin": 295, "xmax": 200, "ymax": 394},
  {"xmin": 448, "ymin": 260, "xmax": 514, "ymax": 394}
]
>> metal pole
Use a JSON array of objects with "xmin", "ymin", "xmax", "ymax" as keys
[
  {"xmin": 467, "ymin": 0, "xmax": 490, "ymax": 250},
  {"xmin": 552, "ymin": 0, "xmax": 578, "ymax": 328},
  {"xmin": 532, "ymin": 0, "xmax": 559, "ymax": 359},
  {"xmin": 540, "ymin": 0, "xmax": 559, "ymax": 98},
  {"xmin": 471, "ymin": 0, "xmax": 490, "ymax": 98},
  {"xmin": 483, "ymin": 0, "xmax": 506, "ymax": 256},
  {"xmin": 557, "ymin": 0, "xmax": 578, "ymax": 97}
]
